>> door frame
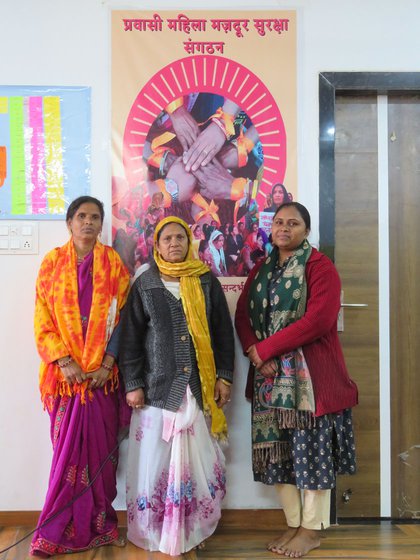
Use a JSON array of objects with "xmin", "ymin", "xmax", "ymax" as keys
[
  {"xmin": 319, "ymin": 71, "xmax": 420, "ymax": 518},
  {"xmin": 319, "ymin": 71, "xmax": 420, "ymax": 260}
]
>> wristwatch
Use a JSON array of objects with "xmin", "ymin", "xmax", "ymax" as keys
[{"xmin": 165, "ymin": 178, "xmax": 179, "ymax": 203}]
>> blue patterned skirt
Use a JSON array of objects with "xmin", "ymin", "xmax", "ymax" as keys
[{"xmin": 253, "ymin": 408, "xmax": 356, "ymax": 490}]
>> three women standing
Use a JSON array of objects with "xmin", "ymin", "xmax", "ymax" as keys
[
  {"xmin": 235, "ymin": 202, "xmax": 358, "ymax": 558},
  {"xmin": 119, "ymin": 216, "xmax": 234, "ymax": 556}
]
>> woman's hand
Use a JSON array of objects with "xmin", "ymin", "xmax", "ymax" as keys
[
  {"xmin": 86, "ymin": 366, "xmax": 111, "ymax": 390},
  {"xmin": 247, "ymin": 344, "xmax": 263, "ymax": 369},
  {"xmin": 168, "ymin": 105, "xmax": 200, "ymax": 152},
  {"xmin": 183, "ymin": 121, "xmax": 226, "ymax": 172},
  {"xmin": 259, "ymin": 359, "xmax": 278, "ymax": 378},
  {"xmin": 126, "ymin": 388, "xmax": 145, "ymax": 409},
  {"xmin": 58, "ymin": 358, "xmax": 86, "ymax": 385},
  {"xmin": 193, "ymin": 158, "xmax": 233, "ymax": 200},
  {"xmin": 166, "ymin": 157, "xmax": 197, "ymax": 202},
  {"xmin": 218, "ymin": 143, "xmax": 239, "ymax": 169},
  {"xmin": 214, "ymin": 378, "xmax": 231, "ymax": 408}
]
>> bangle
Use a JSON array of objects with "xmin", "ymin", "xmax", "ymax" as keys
[
  {"xmin": 210, "ymin": 108, "xmax": 235, "ymax": 140},
  {"xmin": 101, "ymin": 362, "xmax": 114, "ymax": 372},
  {"xmin": 58, "ymin": 356, "xmax": 73, "ymax": 368},
  {"xmin": 159, "ymin": 149, "xmax": 171, "ymax": 178},
  {"xmin": 165, "ymin": 97, "xmax": 183, "ymax": 115},
  {"xmin": 218, "ymin": 378, "xmax": 232, "ymax": 387}
]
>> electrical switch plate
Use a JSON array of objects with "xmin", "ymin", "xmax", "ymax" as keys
[{"xmin": 0, "ymin": 221, "xmax": 39, "ymax": 254}]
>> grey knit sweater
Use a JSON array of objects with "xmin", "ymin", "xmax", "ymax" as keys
[{"xmin": 118, "ymin": 263, "xmax": 234, "ymax": 412}]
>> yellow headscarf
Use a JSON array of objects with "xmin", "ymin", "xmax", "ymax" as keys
[{"xmin": 153, "ymin": 216, "xmax": 228, "ymax": 440}]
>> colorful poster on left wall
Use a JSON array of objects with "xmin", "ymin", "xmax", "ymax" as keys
[{"xmin": 0, "ymin": 86, "xmax": 91, "ymax": 219}]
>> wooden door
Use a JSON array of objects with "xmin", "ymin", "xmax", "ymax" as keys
[
  {"xmin": 334, "ymin": 94, "xmax": 381, "ymax": 517},
  {"xmin": 388, "ymin": 94, "xmax": 420, "ymax": 519}
]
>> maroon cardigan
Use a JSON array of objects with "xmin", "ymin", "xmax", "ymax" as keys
[{"xmin": 235, "ymin": 248, "xmax": 358, "ymax": 416}]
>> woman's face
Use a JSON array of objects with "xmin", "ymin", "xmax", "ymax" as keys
[
  {"xmin": 251, "ymin": 222, "xmax": 258, "ymax": 233},
  {"xmin": 256, "ymin": 234, "xmax": 264, "ymax": 249},
  {"xmin": 215, "ymin": 234, "xmax": 224, "ymax": 249},
  {"xmin": 193, "ymin": 225, "xmax": 202, "ymax": 239},
  {"xmin": 271, "ymin": 206, "xmax": 309, "ymax": 253},
  {"xmin": 199, "ymin": 246, "xmax": 212, "ymax": 263},
  {"xmin": 233, "ymin": 225, "xmax": 239, "ymax": 236},
  {"xmin": 156, "ymin": 223, "xmax": 189, "ymax": 263},
  {"xmin": 67, "ymin": 202, "xmax": 102, "ymax": 245},
  {"xmin": 272, "ymin": 185, "xmax": 286, "ymax": 206}
]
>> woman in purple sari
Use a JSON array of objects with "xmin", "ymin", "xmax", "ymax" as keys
[{"xmin": 31, "ymin": 196, "xmax": 130, "ymax": 556}]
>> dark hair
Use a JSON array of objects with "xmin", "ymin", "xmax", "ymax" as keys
[
  {"xmin": 198, "ymin": 239, "xmax": 209, "ymax": 254},
  {"xmin": 257, "ymin": 228, "xmax": 269, "ymax": 245},
  {"xmin": 271, "ymin": 183, "xmax": 290, "ymax": 201},
  {"xmin": 273, "ymin": 202, "xmax": 311, "ymax": 230},
  {"xmin": 66, "ymin": 196, "xmax": 104, "ymax": 223},
  {"xmin": 156, "ymin": 221, "xmax": 189, "ymax": 242}
]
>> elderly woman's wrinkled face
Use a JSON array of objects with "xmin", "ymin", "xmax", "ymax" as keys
[
  {"xmin": 156, "ymin": 223, "xmax": 189, "ymax": 263},
  {"xmin": 272, "ymin": 185, "xmax": 286, "ymax": 206}
]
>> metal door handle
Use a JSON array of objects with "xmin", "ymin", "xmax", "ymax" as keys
[{"xmin": 341, "ymin": 303, "xmax": 368, "ymax": 307}]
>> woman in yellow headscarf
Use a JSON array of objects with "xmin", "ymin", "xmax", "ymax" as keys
[{"xmin": 119, "ymin": 216, "xmax": 235, "ymax": 556}]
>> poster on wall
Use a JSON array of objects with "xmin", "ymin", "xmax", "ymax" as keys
[
  {"xmin": 0, "ymin": 86, "xmax": 91, "ymax": 219},
  {"xmin": 111, "ymin": 10, "xmax": 296, "ymax": 301}
]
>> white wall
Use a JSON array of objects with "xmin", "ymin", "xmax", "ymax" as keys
[{"xmin": 1, "ymin": 0, "xmax": 420, "ymax": 511}]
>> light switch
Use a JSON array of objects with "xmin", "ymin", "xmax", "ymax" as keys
[{"xmin": 0, "ymin": 220, "xmax": 38, "ymax": 254}]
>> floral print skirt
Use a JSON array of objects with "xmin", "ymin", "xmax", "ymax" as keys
[{"xmin": 126, "ymin": 386, "xmax": 226, "ymax": 556}]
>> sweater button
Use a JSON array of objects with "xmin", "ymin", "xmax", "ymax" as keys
[
  {"xmin": 181, "ymin": 335, "xmax": 187, "ymax": 341},
  {"xmin": 183, "ymin": 366, "xmax": 189, "ymax": 373}
]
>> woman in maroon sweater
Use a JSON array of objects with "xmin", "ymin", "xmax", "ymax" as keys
[{"xmin": 235, "ymin": 202, "xmax": 358, "ymax": 558}]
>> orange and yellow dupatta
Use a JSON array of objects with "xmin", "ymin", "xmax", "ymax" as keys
[{"xmin": 34, "ymin": 239, "xmax": 129, "ymax": 408}]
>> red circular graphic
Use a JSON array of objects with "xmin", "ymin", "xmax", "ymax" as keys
[{"xmin": 123, "ymin": 55, "xmax": 286, "ymax": 209}]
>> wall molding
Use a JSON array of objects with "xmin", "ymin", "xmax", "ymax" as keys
[{"xmin": 0, "ymin": 509, "xmax": 286, "ymax": 529}]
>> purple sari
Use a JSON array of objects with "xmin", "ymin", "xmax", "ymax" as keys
[{"xmin": 31, "ymin": 253, "xmax": 129, "ymax": 557}]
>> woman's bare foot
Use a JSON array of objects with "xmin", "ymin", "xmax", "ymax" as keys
[
  {"xmin": 195, "ymin": 540, "xmax": 206, "ymax": 550},
  {"xmin": 267, "ymin": 527, "xmax": 298, "ymax": 554},
  {"xmin": 281, "ymin": 527, "xmax": 320, "ymax": 557}
]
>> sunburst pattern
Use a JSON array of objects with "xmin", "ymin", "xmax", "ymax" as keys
[{"xmin": 123, "ymin": 55, "xmax": 286, "ymax": 208}]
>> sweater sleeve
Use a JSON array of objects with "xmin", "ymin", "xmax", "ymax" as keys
[
  {"xmin": 118, "ymin": 281, "xmax": 147, "ymax": 392},
  {"xmin": 209, "ymin": 274, "xmax": 235, "ymax": 382},
  {"xmin": 234, "ymin": 261, "xmax": 262, "ymax": 353},
  {"xmin": 256, "ymin": 256, "xmax": 342, "ymax": 362}
]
